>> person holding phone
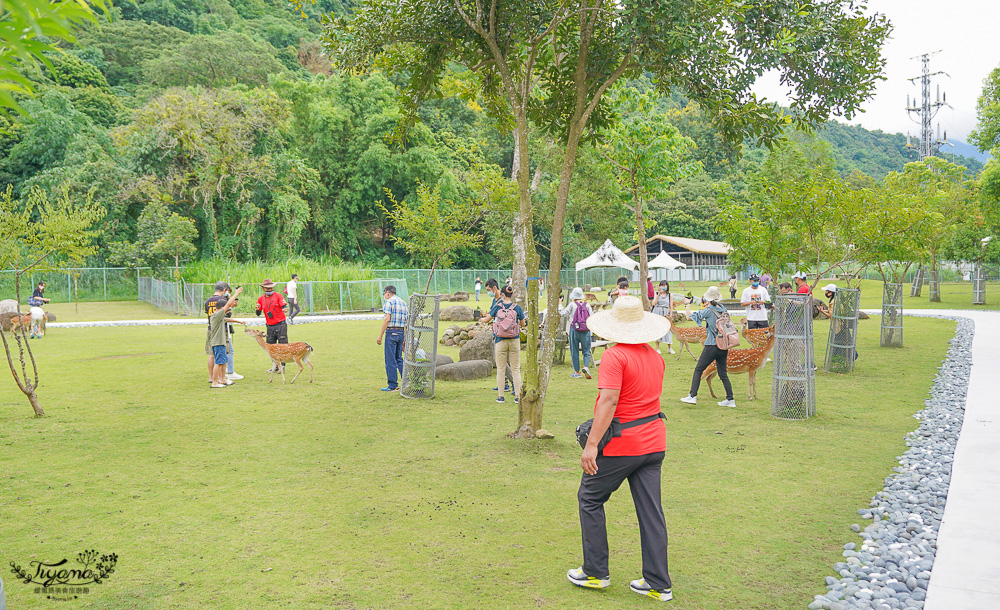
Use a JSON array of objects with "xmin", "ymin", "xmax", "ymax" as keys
[{"xmin": 255, "ymin": 279, "xmax": 288, "ymax": 372}]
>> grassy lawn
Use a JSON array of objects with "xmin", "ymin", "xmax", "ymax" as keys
[
  {"xmin": 0, "ymin": 314, "xmax": 955, "ymax": 608},
  {"xmin": 36, "ymin": 301, "xmax": 188, "ymax": 323}
]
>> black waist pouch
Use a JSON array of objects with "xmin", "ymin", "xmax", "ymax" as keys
[{"xmin": 576, "ymin": 412, "xmax": 666, "ymax": 450}]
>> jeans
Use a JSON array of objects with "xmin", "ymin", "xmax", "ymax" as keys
[
  {"xmin": 384, "ymin": 328, "xmax": 405, "ymax": 389},
  {"xmin": 494, "ymin": 338, "xmax": 522, "ymax": 397},
  {"xmin": 475, "ymin": 288, "xmax": 481, "ymax": 301},
  {"xmin": 569, "ymin": 328, "xmax": 592, "ymax": 372},
  {"xmin": 578, "ymin": 451, "xmax": 671, "ymax": 589},
  {"xmin": 690, "ymin": 344, "xmax": 733, "ymax": 400},
  {"xmin": 226, "ymin": 334, "xmax": 235, "ymax": 374}
]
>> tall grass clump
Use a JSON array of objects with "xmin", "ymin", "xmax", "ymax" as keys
[{"xmin": 181, "ymin": 257, "xmax": 374, "ymax": 285}]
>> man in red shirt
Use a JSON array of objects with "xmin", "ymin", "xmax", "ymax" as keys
[
  {"xmin": 793, "ymin": 271, "xmax": 811, "ymax": 294},
  {"xmin": 256, "ymin": 278, "xmax": 288, "ymax": 371},
  {"xmin": 566, "ymin": 295, "xmax": 674, "ymax": 602}
]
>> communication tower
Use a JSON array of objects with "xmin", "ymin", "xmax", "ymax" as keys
[{"xmin": 905, "ymin": 52, "xmax": 950, "ymax": 160}]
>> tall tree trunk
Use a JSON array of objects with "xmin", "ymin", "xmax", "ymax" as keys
[
  {"xmin": 928, "ymin": 255, "xmax": 941, "ymax": 303},
  {"xmin": 634, "ymin": 188, "xmax": 650, "ymax": 310},
  {"xmin": 510, "ymin": 128, "xmax": 529, "ymax": 309}
]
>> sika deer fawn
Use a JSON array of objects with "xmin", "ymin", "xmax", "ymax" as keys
[
  {"xmin": 245, "ymin": 328, "xmax": 314, "ymax": 384},
  {"xmin": 671, "ymin": 325, "xmax": 707, "ymax": 360},
  {"xmin": 740, "ymin": 319, "xmax": 775, "ymax": 348},
  {"xmin": 703, "ymin": 328, "xmax": 775, "ymax": 399}
]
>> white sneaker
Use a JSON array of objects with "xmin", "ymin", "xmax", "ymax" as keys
[
  {"xmin": 567, "ymin": 567, "xmax": 610, "ymax": 589},
  {"xmin": 680, "ymin": 395, "xmax": 697, "ymax": 405},
  {"xmin": 668, "ymin": 348, "xmax": 676, "ymax": 355},
  {"xmin": 224, "ymin": 379, "xmax": 234, "ymax": 386},
  {"xmin": 718, "ymin": 399, "xmax": 736, "ymax": 408},
  {"xmin": 226, "ymin": 373, "xmax": 244, "ymax": 380}
]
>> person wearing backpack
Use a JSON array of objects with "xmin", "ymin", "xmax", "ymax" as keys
[
  {"xmin": 679, "ymin": 286, "xmax": 737, "ymax": 407},
  {"xmin": 559, "ymin": 287, "xmax": 594, "ymax": 379},
  {"xmin": 481, "ymin": 285, "xmax": 526, "ymax": 404}
]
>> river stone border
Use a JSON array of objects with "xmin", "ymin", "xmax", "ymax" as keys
[{"xmin": 810, "ymin": 315, "xmax": 972, "ymax": 610}]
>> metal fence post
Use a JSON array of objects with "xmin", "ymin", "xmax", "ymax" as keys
[{"xmin": 103, "ymin": 268, "xmax": 107, "ymax": 301}]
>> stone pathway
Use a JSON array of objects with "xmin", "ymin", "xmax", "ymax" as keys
[{"xmin": 916, "ymin": 310, "xmax": 1000, "ymax": 609}]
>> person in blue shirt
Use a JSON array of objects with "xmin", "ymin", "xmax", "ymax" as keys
[
  {"xmin": 481, "ymin": 285, "xmax": 525, "ymax": 404},
  {"xmin": 679, "ymin": 286, "xmax": 736, "ymax": 407}
]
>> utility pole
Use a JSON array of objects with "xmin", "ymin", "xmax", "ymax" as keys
[{"xmin": 906, "ymin": 52, "xmax": 950, "ymax": 160}]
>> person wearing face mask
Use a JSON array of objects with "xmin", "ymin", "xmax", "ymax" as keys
[
  {"xmin": 256, "ymin": 278, "xmax": 288, "ymax": 372},
  {"xmin": 740, "ymin": 274, "xmax": 770, "ymax": 330}
]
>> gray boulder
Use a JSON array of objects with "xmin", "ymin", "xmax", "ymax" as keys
[
  {"xmin": 440, "ymin": 305, "xmax": 474, "ymax": 321},
  {"xmin": 46, "ymin": 312, "xmax": 56, "ymax": 322},
  {"xmin": 453, "ymin": 291, "xmax": 470, "ymax": 301},
  {"xmin": 435, "ymin": 359, "xmax": 493, "ymax": 381},
  {"xmin": 460, "ymin": 328, "xmax": 495, "ymax": 363},
  {"xmin": 434, "ymin": 354, "xmax": 454, "ymax": 366},
  {"xmin": 0, "ymin": 299, "xmax": 17, "ymax": 314}
]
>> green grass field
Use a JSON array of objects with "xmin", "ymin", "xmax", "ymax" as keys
[{"xmin": 0, "ymin": 312, "xmax": 955, "ymax": 608}]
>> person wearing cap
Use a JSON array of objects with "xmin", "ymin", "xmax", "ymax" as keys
[
  {"xmin": 679, "ymin": 286, "xmax": 736, "ymax": 407},
  {"xmin": 558, "ymin": 287, "xmax": 594, "ymax": 379},
  {"xmin": 740, "ymin": 274, "xmax": 771, "ymax": 330},
  {"xmin": 209, "ymin": 286, "xmax": 244, "ymax": 388},
  {"xmin": 567, "ymin": 295, "xmax": 673, "ymax": 602},
  {"xmin": 256, "ymin": 279, "xmax": 289, "ymax": 371},
  {"xmin": 205, "ymin": 281, "xmax": 231, "ymax": 384},
  {"xmin": 816, "ymin": 283, "xmax": 838, "ymax": 319},
  {"xmin": 793, "ymin": 271, "xmax": 811, "ymax": 294},
  {"xmin": 222, "ymin": 288, "xmax": 247, "ymax": 380},
  {"xmin": 284, "ymin": 274, "xmax": 301, "ymax": 323}
]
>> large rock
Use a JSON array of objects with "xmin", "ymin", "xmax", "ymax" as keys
[
  {"xmin": 0, "ymin": 299, "xmax": 18, "ymax": 314},
  {"xmin": 46, "ymin": 312, "xmax": 56, "ymax": 322},
  {"xmin": 460, "ymin": 329, "xmax": 495, "ymax": 363},
  {"xmin": 435, "ymin": 359, "xmax": 493, "ymax": 381},
  {"xmin": 434, "ymin": 354, "xmax": 454, "ymax": 366},
  {"xmin": 453, "ymin": 291, "xmax": 470, "ymax": 301},
  {"xmin": 440, "ymin": 305, "xmax": 474, "ymax": 321},
  {"xmin": 0, "ymin": 312, "xmax": 23, "ymax": 331}
]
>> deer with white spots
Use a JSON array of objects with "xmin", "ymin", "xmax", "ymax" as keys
[
  {"xmin": 702, "ymin": 327, "xmax": 775, "ymax": 400},
  {"xmin": 245, "ymin": 328, "xmax": 314, "ymax": 384},
  {"xmin": 670, "ymin": 325, "xmax": 707, "ymax": 360},
  {"xmin": 740, "ymin": 319, "xmax": 775, "ymax": 348}
]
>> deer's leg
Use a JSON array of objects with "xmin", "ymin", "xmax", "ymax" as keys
[
  {"xmin": 279, "ymin": 361, "xmax": 287, "ymax": 384},
  {"xmin": 290, "ymin": 358, "xmax": 303, "ymax": 384},
  {"xmin": 705, "ymin": 371, "xmax": 718, "ymax": 398},
  {"xmin": 307, "ymin": 356, "xmax": 313, "ymax": 383}
]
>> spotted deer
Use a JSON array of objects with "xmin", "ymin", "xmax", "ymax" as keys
[
  {"xmin": 740, "ymin": 319, "xmax": 775, "ymax": 348},
  {"xmin": 671, "ymin": 325, "xmax": 707, "ymax": 360},
  {"xmin": 702, "ymin": 327, "xmax": 775, "ymax": 399},
  {"xmin": 245, "ymin": 328, "xmax": 314, "ymax": 384}
]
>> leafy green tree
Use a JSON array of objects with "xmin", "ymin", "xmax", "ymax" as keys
[
  {"xmin": 329, "ymin": 0, "xmax": 891, "ymax": 438},
  {"xmin": 144, "ymin": 31, "xmax": 286, "ymax": 88},
  {"xmin": 108, "ymin": 198, "xmax": 198, "ymax": 273},
  {"xmin": 78, "ymin": 20, "xmax": 192, "ymax": 87},
  {"xmin": 0, "ymin": 186, "xmax": 104, "ymax": 416},
  {"xmin": 970, "ymin": 66, "xmax": 1000, "ymax": 156},
  {"xmin": 599, "ymin": 89, "xmax": 699, "ymax": 308}
]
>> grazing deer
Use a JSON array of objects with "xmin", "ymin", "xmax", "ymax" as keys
[
  {"xmin": 584, "ymin": 293, "xmax": 600, "ymax": 304},
  {"xmin": 245, "ymin": 328, "xmax": 314, "ymax": 384},
  {"xmin": 702, "ymin": 328, "xmax": 775, "ymax": 399},
  {"xmin": 740, "ymin": 319, "xmax": 775, "ymax": 348},
  {"xmin": 671, "ymin": 325, "xmax": 707, "ymax": 360},
  {"xmin": 7, "ymin": 313, "xmax": 31, "ymax": 333}
]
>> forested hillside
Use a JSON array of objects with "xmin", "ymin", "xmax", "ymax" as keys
[{"xmin": 0, "ymin": 1, "xmax": 984, "ymax": 270}]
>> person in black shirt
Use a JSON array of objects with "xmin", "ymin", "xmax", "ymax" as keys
[{"xmin": 30, "ymin": 282, "xmax": 50, "ymax": 306}]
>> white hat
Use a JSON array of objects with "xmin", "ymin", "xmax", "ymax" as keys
[
  {"xmin": 569, "ymin": 287, "xmax": 585, "ymax": 300},
  {"xmin": 586, "ymin": 295, "xmax": 671, "ymax": 344},
  {"xmin": 703, "ymin": 286, "xmax": 723, "ymax": 302},
  {"xmin": 821, "ymin": 284, "xmax": 838, "ymax": 293},
  {"xmin": 792, "ymin": 271, "xmax": 808, "ymax": 280}
]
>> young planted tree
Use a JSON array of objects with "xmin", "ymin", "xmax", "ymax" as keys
[
  {"xmin": 598, "ymin": 89, "xmax": 699, "ymax": 309},
  {"xmin": 327, "ymin": 0, "xmax": 890, "ymax": 438},
  {"xmin": 0, "ymin": 186, "xmax": 104, "ymax": 416}
]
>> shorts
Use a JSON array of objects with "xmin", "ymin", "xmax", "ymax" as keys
[
  {"xmin": 266, "ymin": 321, "xmax": 288, "ymax": 344},
  {"xmin": 212, "ymin": 344, "xmax": 227, "ymax": 365}
]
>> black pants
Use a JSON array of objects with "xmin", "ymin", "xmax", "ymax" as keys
[
  {"xmin": 729, "ymin": 288, "xmax": 736, "ymax": 299},
  {"xmin": 747, "ymin": 319, "xmax": 768, "ymax": 329},
  {"xmin": 266, "ymin": 320, "xmax": 288, "ymax": 344},
  {"xmin": 578, "ymin": 451, "xmax": 671, "ymax": 590},
  {"xmin": 690, "ymin": 344, "xmax": 733, "ymax": 400},
  {"xmin": 288, "ymin": 298, "xmax": 301, "ymax": 321}
]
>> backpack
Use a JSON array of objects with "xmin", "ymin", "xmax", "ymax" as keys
[
  {"xmin": 493, "ymin": 303, "xmax": 520, "ymax": 338},
  {"xmin": 714, "ymin": 307, "xmax": 741, "ymax": 350},
  {"xmin": 571, "ymin": 302, "xmax": 591, "ymax": 332}
]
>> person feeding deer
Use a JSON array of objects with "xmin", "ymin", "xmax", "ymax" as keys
[
  {"xmin": 208, "ymin": 286, "xmax": 244, "ymax": 388},
  {"xmin": 679, "ymin": 286, "xmax": 739, "ymax": 408},
  {"xmin": 256, "ymin": 279, "xmax": 289, "ymax": 374}
]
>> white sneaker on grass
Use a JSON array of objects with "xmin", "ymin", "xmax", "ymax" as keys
[
  {"xmin": 226, "ymin": 373, "xmax": 244, "ymax": 380},
  {"xmin": 567, "ymin": 567, "xmax": 609, "ymax": 589},
  {"xmin": 667, "ymin": 348, "xmax": 676, "ymax": 355},
  {"xmin": 717, "ymin": 399, "xmax": 736, "ymax": 408},
  {"xmin": 629, "ymin": 578, "xmax": 672, "ymax": 601},
  {"xmin": 679, "ymin": 395, "xmax": 697, "ymax": 405}
]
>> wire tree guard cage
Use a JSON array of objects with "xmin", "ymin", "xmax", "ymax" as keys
[
  {"xmin": 973, "ymin": 263, "xmax": 986, "ymax": 305},
  {"xmin": 401, "ymin": 293, "xmax": 441, "ymax": 399},
  {"xmin": 910, "ymin": 266, "xmax": 924, "ymax": 297},
  {"xmin": 928, "ymin": 267, "xmax": 941, "ymax": 302},
  {"xmin": 823, "ymin": 288, "xmax": 860, "ymax": 374},
  {"xmin": 880, "ymin": 283, "xmax": 904, "ymax": 348},
  {"xmin": 771, "ymin": 294, "xmax": 816, "ymax": 420}
]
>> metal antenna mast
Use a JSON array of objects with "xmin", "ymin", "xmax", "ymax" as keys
[{"xmin": 906, "ymin": 52, "xmax": 950, "ymax": 160}]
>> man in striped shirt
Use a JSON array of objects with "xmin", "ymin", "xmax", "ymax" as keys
[{"xmin": 376, "ymin": 285, "xmax": 408, "ymax": 391}]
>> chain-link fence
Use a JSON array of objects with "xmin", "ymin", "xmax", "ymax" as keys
[
  {"xmin": 1, "ymin": 268, "xmax": 148, "ymax": 303},
  {"xmin": 880, "ymin": 283, "xmax": 904, "ymax": 348},
  {"xmin": 824, "ymin": 288, "xmax": 860, "ymax": 374},
  {"xmin": 771, "ymin": 294, "xmax": 816, "ymax": 420},
  {"xmin": 973, "ymin": 264, "xmax": 986, "ymax": 305},
  {"xmin": 401, "ymin": 294, "xmax": 440, "ymax": 399},
  {"xmin": 141, "ymin": 278, "xmax": 408, "ymax": 317}
]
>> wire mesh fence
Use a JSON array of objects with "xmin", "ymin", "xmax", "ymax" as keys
[
  {"xmin": 928, "ymin": 267, "xmax": 941, "ymax": 302},
  {"xmin": 910, "ymin": 266, "xmax": 924, "ymax": 297},
  {"xmin": 823, "ymin": 288, "xmax": 860, "ymax": 374},
  {"xmin": 1, "ymin": 267, "xmax": 148, "ymax": 303},
  {"xmin": 140, "ymin": 278, "xmax": 408, "ymax": 317},
  {"xmin": 880, "ymin": 283, "xmax": 904, "ymax": 348},
  {"xmin": 973, "ymin": 264, "xmax": 986, "ymax": 305},
  {"xmin": 401, "ymin": 294, "xmax": 440, "ymax": 399},
  {"xmin": 771, "ymin": 294, "xmax": 816, "ymax": 420}
]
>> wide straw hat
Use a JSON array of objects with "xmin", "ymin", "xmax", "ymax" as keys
[
  {"xmin": 821, "ymin": 283, "xmax": 838, "ymax": 293},
  {"xmin": 703, "ymin": 286, "xmax": 723, "ymax": 302},
  {"xmin": 569, "ymin": 287, "xmax": 585, "ymax": 300},
  {"xmin": 261, "ymin": 278, "xmax": 276, "ymax": 289},
  {"xmin": 586, "ymin": 295, "xmax": 671, "ymax": 344}
]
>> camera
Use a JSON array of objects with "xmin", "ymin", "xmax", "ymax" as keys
[{"xmin": 266, "ymin": 311, "xmax": 274, "ymax": 319}]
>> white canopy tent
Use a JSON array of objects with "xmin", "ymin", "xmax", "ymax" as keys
[
  {"xmin": 575, "ymin": 239, "xmax": 638, "ymax": 272},
  {"xmin": 647, "ymin": 250, "xmax": 687, "ymax": 270}
]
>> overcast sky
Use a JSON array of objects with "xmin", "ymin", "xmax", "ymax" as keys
[{"xmin": 754, "ymin": 0, "xmax": 1000, "ymax": 144}]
